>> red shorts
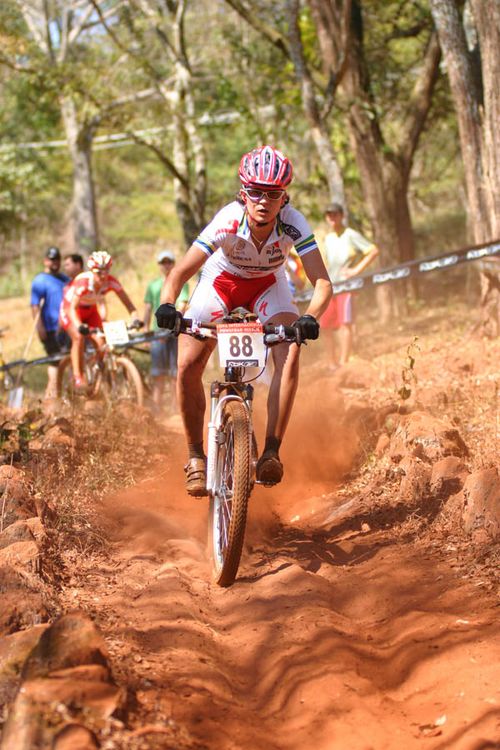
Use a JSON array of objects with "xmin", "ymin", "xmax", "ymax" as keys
[
  {"xmin": 187, "ymin": 269, "xmax": 298, "ymax": 324},
  {"xmin": 60, "ymin": 303, "xmax": 103, "ymax": 331},
  {"xmin": 320, "ymin": 293, "xmax": 353, "ymax": 330}
]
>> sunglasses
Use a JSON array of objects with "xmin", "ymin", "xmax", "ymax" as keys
[{"xmin": 243, "ymin": 187, "xmax": 285, "ymax": 202}]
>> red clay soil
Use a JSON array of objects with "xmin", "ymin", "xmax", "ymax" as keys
[
  {"xmin": 10, "ymin": 301, "xmax": 496, "ymax": 750},
  {"xmin": 57, "ymin": 374, "xmax": 500, "ymax": 750},
  {"xmin": 58, "ymin": 470, "xmax": 499, "ymax": 750}
]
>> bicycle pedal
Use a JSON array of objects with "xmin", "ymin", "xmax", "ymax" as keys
[{"xmin": 254, "ymin": 479, "xmax": 279, "ymax": 488}]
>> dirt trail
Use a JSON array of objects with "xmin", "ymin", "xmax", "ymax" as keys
[{"xmin": 62, "ymin": 444, "xmax": 500, "ymax": 750}]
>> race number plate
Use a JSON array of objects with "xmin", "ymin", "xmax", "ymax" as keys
[
  {"xmin": 103, "ymin": 320, "xmax": 129, "ymax": 346},
  {"xmin": 216, "ymin": 323, "xmax": 265, "ymax": 368}
]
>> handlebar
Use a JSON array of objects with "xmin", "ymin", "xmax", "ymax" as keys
[
  {"xmin": 179, "ymin": 318, "xmax": 302, "ymax": 345},
  {"xmin": 81, "ymin": 321, "xmax": 144, "ymax": 336}
]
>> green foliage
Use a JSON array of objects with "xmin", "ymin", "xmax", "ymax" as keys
[{"xmin": 0, "ymin": 0, "xmax": 469, "ymax": 295}]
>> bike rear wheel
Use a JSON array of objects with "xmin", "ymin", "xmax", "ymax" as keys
[
  {"xmin": 56, "ymin": 355, "xmax": 72, "ymax": 399},
  {"xmin": 209, "ymin": 399, "xmax": 252, "ymax": 587}
]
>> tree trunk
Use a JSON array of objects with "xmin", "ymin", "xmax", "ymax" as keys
[
  {"xmin": 287, "ymin": 0, "xmax": 345, "ymax": 205},
  {"xmin": 429, "ymin": 0, "xmax": 489, "ymax": 243},
  {"xmin": 158, "ymin": 0, "xmax": 207, "ymax": 249},
  {"xmin": 60, "ymin": 96, "xmax": 98, "ymax": 254},
  {"xmin": 430, "ymin": 0, "xmax": 500, "ymax": 335},
  {"xmin": 469, "ymin": 0, "xmax": 500, "ymax": 240},
  {"xmin": 308, "ymin": 0, "xmax": 440, "ymax": 319}
]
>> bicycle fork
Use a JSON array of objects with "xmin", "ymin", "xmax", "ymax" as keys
[{"xmin": 206, "ymin": 382, "xmax": 254, "ymax": 493}]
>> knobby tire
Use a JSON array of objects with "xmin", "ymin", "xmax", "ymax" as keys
[
  {"xmin": 105, "ymin": 356, "xmax": 144, "ymax": 407},
  {"xmin": 209, "ymin": 399, "xmax": 252, "ymax": 587}
]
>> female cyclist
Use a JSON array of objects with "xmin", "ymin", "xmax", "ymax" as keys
[{"xmin": 156, "ymin": 146, "xmax": 332, "ymax": 495}]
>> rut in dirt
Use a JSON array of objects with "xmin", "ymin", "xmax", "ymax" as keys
[{"xmin": 63, "ymin": 453, "xmax": 500, "ymax": 750}]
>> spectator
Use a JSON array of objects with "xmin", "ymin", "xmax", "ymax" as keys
[
  {"xmin": 30, "ymin": 246, "xmax": 70, "ymax": 398},
  {"xmin": 321, "ymin": 203, "xmax": 379, "ymax": 368},
  {"xmin": 63, "ymin": 253, "xmax": 84, "ymax": 280},
  {"xmin": 143, "ymin": 250, "xmax": 190, "ymax": 413}
]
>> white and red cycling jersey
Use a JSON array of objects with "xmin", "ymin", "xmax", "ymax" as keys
[
  {"xmin": 188, "ymin": 201, "xmax": 319, "ymax": 324},
  {"xmin": 60, "ymin": 271, "xmax": 123, "ymax": 330},
  {"xmin": 194, "ymin": 200, "xmax": 318, "ymax": 279}
]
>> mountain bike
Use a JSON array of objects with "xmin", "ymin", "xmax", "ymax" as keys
[
  {"xmin": 0, "ymin": 328, "xmax": 15, "ymax": 404},
  {"xmin": 180, "ymin": 311, "xmax": 302, "ymax": 587},
  {"xmin": 57, "ymin": 321, "xmax": 144, "ymax": 407}
]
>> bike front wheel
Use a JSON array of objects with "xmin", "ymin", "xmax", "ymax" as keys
[
  {"xmin": 56, "ymin": 354, "xmax": 102, "ymax": 400},
  {"xmin": 209, "ymin": 399, "xmax": 252, "ymax": 587},
  {"xmin": 104, "ymin": 355, "xmax": 144, "ymax": 407}
]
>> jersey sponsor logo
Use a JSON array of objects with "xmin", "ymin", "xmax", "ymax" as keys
[
  {"xmin": 210, "ymin": 310, "xmax": 225, "ymax": 322},
  {"xmin": 281, "ymin": 222, "xmax": 301, "ymax": 241},
  {"xmin": 258, "ymin": 301, "xmax": 268, "ymax": 316},
  {"xmin": 266, "ymin": 243, "xmax": 284, "ymax": 259}
]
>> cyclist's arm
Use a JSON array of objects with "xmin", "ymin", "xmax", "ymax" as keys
[
  {"xmin": 116, "ymin": 288, "xmax": 139, "ymax": 317},
  {"xmin": 98, "ymin": 299, "xmax": 107, "ymax": 322},
  {"xmin": 300, "ymin": 249, "xmax": 333, "ymax": 319},
  {"xmin": 160, "ymin": 246, "xmax": 206, "ymax": 305}
]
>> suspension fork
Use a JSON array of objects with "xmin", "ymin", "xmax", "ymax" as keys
[
  {"xmin": 206, "ymin": 382, "xmax": 254, "ymax": 493},
  {"xmin": 206, "ymin": 382, "xmax": 221, "ymax": 493}
]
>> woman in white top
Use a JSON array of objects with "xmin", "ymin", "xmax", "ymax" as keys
[{"xmin": 321, "ymin": 203, "xmax": 379, "ymax": 368}]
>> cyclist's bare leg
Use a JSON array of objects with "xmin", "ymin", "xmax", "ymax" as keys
[
  {"xmin": 265, "ymin": 311, "xmax": 301, "ymax": 441},
  {"xmin": 67, "ymin": 325, "xmax": 85, "ymax": 381},
  {"xmin": 256, "ymin": 311, "xmax": 300, "ymax": 484},
  {"xmin": 177, "ymin": 333, "xmax": 217, "ymax": 448},
  {"xmin": 177, "ymin": 333, "xmax": 216, "ymax": 495}
]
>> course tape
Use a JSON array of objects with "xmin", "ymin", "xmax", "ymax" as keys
[
  {"xmin": 2, "ymin": 240, "xmax": 499, "ymax": 372},
  {"xmin": 297, "ymin": 238, "xmax": 500, "ymax": 300},
  {"xmin": 0, "ymin": 329, "xmax": 173, "ymax": 373}
]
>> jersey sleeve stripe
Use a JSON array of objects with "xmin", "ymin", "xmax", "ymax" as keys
[
  {"xmin": 294, "ymin": 235, "xmax": 318, "ymax": 255},
  {"xmin": 193, "ymin": 239, "xmax": 216, "ymax": 256}
]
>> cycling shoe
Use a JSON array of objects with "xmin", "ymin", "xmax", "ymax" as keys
[
  {"xmin": 256, "ymin": 450, "xmax": 283, "ymax": 486},
  {"xmin": 184, "ymin": 457, "xmax": 208, "ymax": 497}
]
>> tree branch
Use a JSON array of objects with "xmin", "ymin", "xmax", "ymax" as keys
[
  {"xmin": 128, "ymin": 131, "xmax": 188, "ymax": 186},
  {"xmin": 223, "ymin": 0, "xmax": 291, "ymax": 58},
  {"xmin": 16, "ymin": 1, "xmax": 49, "ymax": 53},
  {"xmin": 397, "ymin": 32, "xmax": 441, "ymax": 168}
]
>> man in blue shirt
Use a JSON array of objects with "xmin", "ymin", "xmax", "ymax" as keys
[{"xmin": 30, "ymin": 246, "xmax": 70, "ymax": 398}]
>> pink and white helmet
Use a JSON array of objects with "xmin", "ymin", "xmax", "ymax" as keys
[
  {"xmin": 238, "ymin": 145, "xmax": 293, "ymax": 189},
  {"xmin": 88, "ymin": 250, "xmax": 113, "ymax": 271}
]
